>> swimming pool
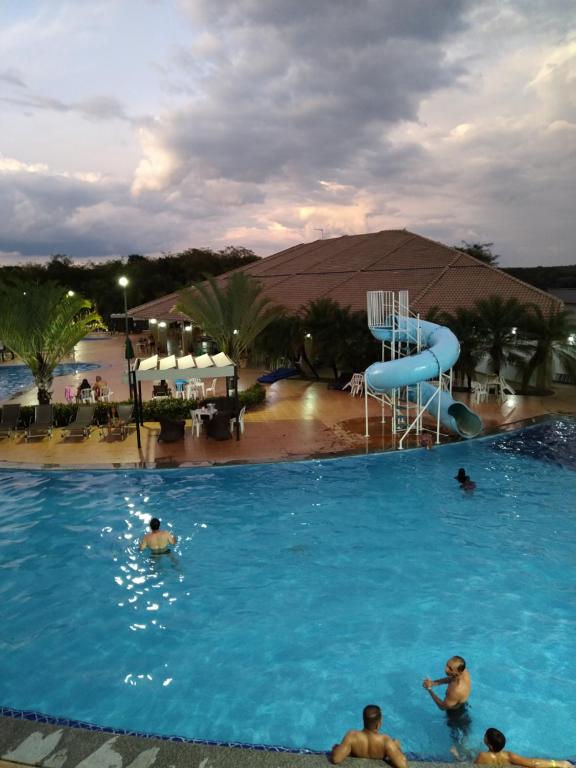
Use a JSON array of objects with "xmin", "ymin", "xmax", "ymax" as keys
[
  {"xmin": 0, "ymin": 362, "xmax": 100, "ymax": 401},
  {"xmin": 1, "ymin": 419, "xmax": 575, "ymax": 760}
]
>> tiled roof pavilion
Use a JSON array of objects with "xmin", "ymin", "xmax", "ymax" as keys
[{"xmin": 128, "ymin": 230, "xmax": 562, "ymax": 321}]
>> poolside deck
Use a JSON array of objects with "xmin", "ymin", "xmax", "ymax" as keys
[
  {"xmin": 0, "ymin": 713, "xmax": 459, "ymax": 768},
  {"xmin": 1, "ymin": 334, "xmax": 575, "ymax": 468}
]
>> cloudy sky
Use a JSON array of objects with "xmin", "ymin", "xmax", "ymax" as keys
[{"xmin": 1, "ymin": 0, "xmax": 575, "ymax": 266}]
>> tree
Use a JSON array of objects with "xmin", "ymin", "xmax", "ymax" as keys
[
  {"xmin": 455, "ymin": 242, "xmax": 500, "ymax": 266},
  {"xmin": 176, "ymin": 273, "xmax": 283, "ymax": 362},
  {"xmin": 301, "ymin": 299, "xmax": 377, "ymax": 380},
  {"xmin": 253, "ymin": 313, "xmax": 305, "ymax": 370},
  {"xmin": 0, "ymin": 281, "xmax": 104, "ymax": 403},
  {"xmin": 519, "ymin": 307, "xmax": 576, "ymax": 391},
  {"xmin": 473, "ymin": 295, "xmax": 526, "ymax": 376},
  {"xmin": 434, "ymin": 307, "xmax": 483, "ymax": 388}
]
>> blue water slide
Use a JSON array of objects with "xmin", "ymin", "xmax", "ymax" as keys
[{"xmin": 365, "ymin": 317, "xmax": 483, "ymax": 438}]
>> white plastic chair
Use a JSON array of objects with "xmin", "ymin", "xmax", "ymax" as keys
[
  {"xmin": 230, "ymin": 406, "xmax": 246, "ymax": 435},
  {"xmin": 204, "ymin": 378, "xmax": 217, "ymax": 397},
  {"xmin": 343, "ymin": 373, "xmax": 364, "ymax": 397},
  {"xmin": 472, "ymin": 382, "xmax": 488, "ymax": 403},
  {"xmin": 189, "ymin": 378, "xmax": 205, "ymax": 398},
  {"xmin": 99, "ymin": 386, "xmax": 112, "ymax": 403},
  {"xmin": 79, "ymin": 388, "xmax": 94, "ymax": 404},
  {"xmin": 190, "ymin": 409, "xmax": 203, "ymax": 437}
]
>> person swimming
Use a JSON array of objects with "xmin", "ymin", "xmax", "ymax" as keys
[
  {"xmin": 139, "ymin": 517, "xmax": 177, "ymax": 555},
  {"xmin": 456, "ymin": 468, "xmax": 476, "ymax": 491}
]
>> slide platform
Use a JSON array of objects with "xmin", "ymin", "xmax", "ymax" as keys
[{"xmin": 365, "ymin": 317, "xmax": 482, "ymax": 438}]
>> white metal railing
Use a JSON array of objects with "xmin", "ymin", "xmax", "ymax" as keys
[{"xmin": 367, "ymin": 290, "xmax": 394, "ymax": 328}]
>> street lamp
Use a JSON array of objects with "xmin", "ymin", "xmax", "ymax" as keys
[{"xmin": 118, "ymin": 276, "xmax": 132, "ymax": 399}]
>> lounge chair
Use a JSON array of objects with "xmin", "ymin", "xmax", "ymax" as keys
[
  {"xmin": 26, "ymin": 404, "xmax": 54, "ymax": 440},
  {"xmin": 106, "ymin": 404, "xmax": 133, "ymax": 440},
  {"xmin": 0, "ymin": 404, "xmax": 21, "ymax": 439},
  {"xmin": 63, "ymin": 405, "xmax": 95, "ymax": 438}
]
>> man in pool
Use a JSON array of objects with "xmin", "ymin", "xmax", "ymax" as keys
[
  {"xmin": 423, "ymin": 655, "xmax": 472, "ymax": 743},
  {"xmin": 139, "ymin": 517, "xmax": 177, "ymax": 554},
  {"xmin": 475, "ymin": 727, "xmax": 571, "ymax": 768},
  {"xmin": 329, "ymin": 704, "xmax": 407, "ymax": 767}
]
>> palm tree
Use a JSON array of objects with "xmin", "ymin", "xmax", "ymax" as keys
[
  {"xmin": 519, "ymin": 307, "xmax": 576, "ymax": 391},
  {"xmin": 0, "ymin": 280, "xmax": 104, "ymax": 403},
  {"xmin": 473, "ymin": 295, "xmax": 527, "ymax": 376},
  {"xmin": 302, "ymin": 299, "xmax": 375, "ymax": 380},
  {"xmin": 176, "ymin": 273, "xmax": 283, "ymax": 362},
  {"xmin": 253, "ymin": 313, "xmax": 304, "ymax": 369},
  {"xmin": 435, "ymin": 307, "xmax": 483, "ymax": 388}
]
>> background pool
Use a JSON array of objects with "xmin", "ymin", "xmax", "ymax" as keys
[
  {"xmin": 0, "ymin": 362, "xmax": 100, "ymax": 401},
  {"xmin": 1, "ymin": 420, "xmax": 575, "ymax": 759}
]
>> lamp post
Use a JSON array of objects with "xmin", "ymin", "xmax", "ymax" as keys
[
  {"xmin": 118, "ymin": 276, "xmax": 132, "ymax": 400},
  {"xmin": 158, "ymin": 321, "xmax": 167, "ymax": 354}
]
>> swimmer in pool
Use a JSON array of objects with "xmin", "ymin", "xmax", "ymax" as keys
[
  {"xmin": 423, "ymin": 655, "xmax": 471, "ymax": 709},
  {"xmin": 423, "ymin": 656, "xmax": 472, "ymax": 746},
  {"xmin": 455, "ymin": 468, "xmax": 467, "ymax": 483},
  {"xmin": 475, "ymin": 728, "xmax": 571, "ymax": 768},
  {"xmin": 456, "ymin": 468, "xmax": 476, "ymax": 491},
  {"xmin": 329, "ymin": 705, "xmax": 407, "ymax": 767},
  {"xmin": 139, "ymin": 517, "xmax": 177, "ymax": 554}
]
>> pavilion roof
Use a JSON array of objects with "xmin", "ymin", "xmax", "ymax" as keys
[{"xmin": 128, "ymin": 230, "xmax": 562, "ymax": 321}]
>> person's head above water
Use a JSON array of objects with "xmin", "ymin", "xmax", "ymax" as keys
[
  {"xmin": 362, "ymin": 704, "xmax": 382, "ymax": 731},
  {"xmin": 484, "ymin": 728, "xmax": 506, "ymax": 752},
  {"xmin": 149, "ymin": 517, "xmax": 161, "ymax": 531},
  {"xmin": 455, "ymin": 468, "xmax": 467, "ymax": 482},
  {"xmin": 445, "ymin": 655, "xmax": 466, "ymax": 677}
]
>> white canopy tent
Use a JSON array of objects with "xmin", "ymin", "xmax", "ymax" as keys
[
  {"xmin": 127, "ymin": 351, "xmax": 241, "ymax": 441},
  {"xmin": 132, "ymin": 351, "xmax": 236, "ymax": 381}
]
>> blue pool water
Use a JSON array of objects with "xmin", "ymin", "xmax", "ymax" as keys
[
  {"xmin": 0, "ymin": 362, "xmax": 100, "ymax": 401},
  {"xmin": 1, "ymin": 419, "xmax": 575, "ymax": 760}
]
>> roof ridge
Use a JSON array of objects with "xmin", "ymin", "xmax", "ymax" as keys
[
  {"xmin": 316, "ymin": 232, "xmax": 419, "ymax": 304},
  {"xmin": 358, "ymin": 231, "xmax": 418, "ymax": 272},
  {"xmin": 412, "ymin": 233, "xmax": 563, "ymax": 309},
  {"xmin": 412, "ymin": 248, "xmax": 462, "ymax": 307}
]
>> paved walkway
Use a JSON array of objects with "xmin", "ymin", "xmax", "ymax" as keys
[
  {"xmin": 1, "ymin": 335, "xmax": 575, "ymax": 468},
  {"xmin": 0, "ymin": 715, "xmax": 457, "ymax": 768}
]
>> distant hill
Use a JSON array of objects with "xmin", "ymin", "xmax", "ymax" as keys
[{"xmin": 503, "ymin": 265, "xmax": 576, "ymax": 291}]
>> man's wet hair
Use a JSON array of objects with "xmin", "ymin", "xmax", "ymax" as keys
[
  {"xmin": 485, "ymin": 728, "xmax": 506, "ymax": 752},
  {"xmin": 451, "ymin": 655, "xmax": 466, "ymax": 672},
  {"xmin": 363, "ymin": 705, "xmax": 382, "ymax": 729},
  {"xmin": 150, "ymin": 518, "xmax": 161, "ymax": 531}
]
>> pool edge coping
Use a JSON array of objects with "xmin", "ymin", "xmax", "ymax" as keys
[
  {"xmin": 0, "ymin": 412, "xmax": 572, "ymax": 471},
  {"xmin": 0, "ymin": 708, "xmax": 459, "ymax": 766}
]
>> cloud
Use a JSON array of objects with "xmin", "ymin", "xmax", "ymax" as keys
[
  {"xmin": 133, "ymin": 0, "xmax": 471, "ymax": 192},
  {"xmin": 1, "ymin": 0, "xmax": 576, "ymax": 265},
  {"xmin": 1, "ymin": 92, "xmax": 128, "ymax": 121},
  {"xmin": 0, "ymin": 68, "xmax": 26, "ymax": 87}
]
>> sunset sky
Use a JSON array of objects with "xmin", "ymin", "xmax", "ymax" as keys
[{"xmin": 1, "ymin": 0, "xmax": 575, "ymax": 266}]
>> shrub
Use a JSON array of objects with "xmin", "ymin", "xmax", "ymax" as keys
[
  {"xmin": 239, "ymin": 383, "xmax": 266, "ymax": 408},
  {"xmin": 13, "ymin": 384, "xmax": 265, "ymax": 428}
]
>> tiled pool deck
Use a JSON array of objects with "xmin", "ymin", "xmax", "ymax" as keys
[
  {"xmin": 1, "ymin": 335, "xmax": 574, "ymax": 766},
  {"xmin": 1, "ymin": 334, "xmax": 575, "ymax": 469}
]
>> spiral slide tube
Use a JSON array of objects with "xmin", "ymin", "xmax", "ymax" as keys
[{"xmin": 365, "ymin": 318, "xmax": 483, "ymax": 438}]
